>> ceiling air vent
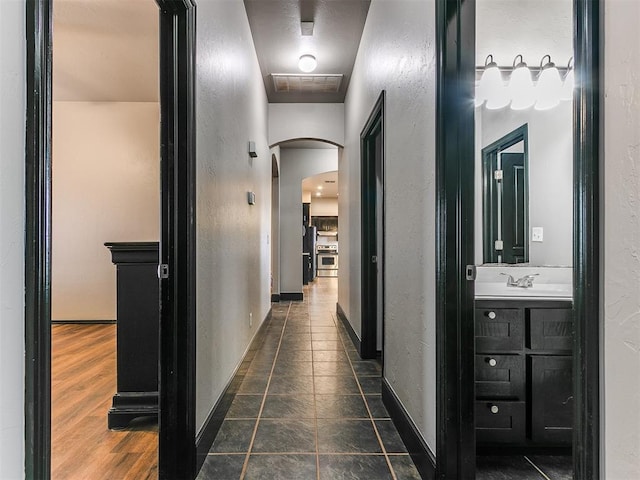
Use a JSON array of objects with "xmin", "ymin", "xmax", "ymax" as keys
[{"xmin": 272, "ymin": 74, "xmax": 343, "ymax": 94}]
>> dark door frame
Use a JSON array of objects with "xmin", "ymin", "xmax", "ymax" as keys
[
  {"xmin": 360, "ymin": 91, "xmax": 386, "ymax": 360},
  {"xmin": 435, "ymin": 0, "xmax": 600, "ymax": 478},
  {"xmin": 25, "ymin": 1, "xmax": 197, "ymax": 478}
]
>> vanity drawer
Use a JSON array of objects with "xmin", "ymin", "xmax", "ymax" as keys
[
  {"xmin": 475, "ymin": 354, "xmax": 525, "ymax": 399},
  {"xmin": 530, "ymin": 308, "xmax": 573, "ymax": 351},
  {"xmin": 476, "ymin": 401, "xmax": 526, "ymax": 444},
  {"xmin": 475, "ymin": 308, "xmax": 524, "ymax": 351}
]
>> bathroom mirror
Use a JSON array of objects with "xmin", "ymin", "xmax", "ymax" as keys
[
  {"xmin": 474, "ymin": 0, "xmax": 573, "ymax": 267},
  {"xmin": 482, "ymin": 125, "xmax": 528, "ymax": 264}
]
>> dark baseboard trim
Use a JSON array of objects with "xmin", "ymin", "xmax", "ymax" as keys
[
  {"xmin": 382, "ymin": 378, "xmax": 437, "ymax": 480},
  {"xmin": 280, "ymin": 292, "xmax": 303, "ymax": 301},
  {"xmin": 51, "ymin": 319, "xmax": 116, "ymax": 325},
  {"xmin": 336, "ymin": 302, "xmax": 361, "ymax": 353},
  {"xmin": 195, "ymin": 308, "xmax": 272, "ymax": 473},
  {"xmin": 271, "ymin": 294, "xmax": 281, "ymax": 302}
]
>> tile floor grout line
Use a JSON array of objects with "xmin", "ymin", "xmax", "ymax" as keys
[
  {"xmin": 238, "ymin": 301, "xmax": 292, "ymax": 480},
  {"xmin": 331, "ymin": 311, "xmax": 398, "ymax": 480},
  {"xmin": 524, "ymin": 455, "xmax": 554, "ymax": 480},
  {"xmin": 306, "ymin": 290, "xmax": 322, "ymax": 480}
]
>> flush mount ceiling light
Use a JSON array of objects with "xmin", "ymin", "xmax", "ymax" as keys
[
  {"xmin": 508, "ymin": 55, "xmax": 535, "ymax": 110},
  {"xmin": 298, "ymin": 54, "xmax": 317, "ymax": 73},
  {"xmin": 478, "ymin": 55, "xmax": 510, "ymax": 110},
  {"xmin": 535, "ymin": 55, "xmax": 562, "ymax": 110}
]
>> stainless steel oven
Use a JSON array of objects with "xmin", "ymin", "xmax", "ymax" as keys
[{"xmin": 316, "ymin": 244, "xmax": 338, "ymax": 277}]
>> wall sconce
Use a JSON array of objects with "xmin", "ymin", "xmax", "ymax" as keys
[
  {"xmin": 560, "ymin": 57, "xmax": 574, "ymax": 101},
  {"xmin": 476, "ymin": 54, "xmax": 572, "ymax": 111},
  {"xmin": 535, "ymin": 55, "xmax": 562, "ymax": 110},
  {"xmin": 476, "ymin": 55, "xmax": 509, "ymax": 109},
  {"xmin": 508, "ymin": 55, "xmax": 535, "ymax": 110},
  {"xmin": 248, "ymin": 141, "xmax": 257, "ymax": 158}
]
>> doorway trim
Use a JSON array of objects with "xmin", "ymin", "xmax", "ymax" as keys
[
  {"xmin": 24, "ymin": 1, "xmax": 197, "ymax": 478},
  {"xmin": 435, "ymin": 0, "xmax": 601, "ymax": 479},
  {"xmin": 360, "ymin": 91, "xmax": 386, "ymax": 360}
]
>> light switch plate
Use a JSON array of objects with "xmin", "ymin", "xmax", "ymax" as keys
[{"xmin": 532, "ymin": 227, "xmax": 544, "ymax": 242}]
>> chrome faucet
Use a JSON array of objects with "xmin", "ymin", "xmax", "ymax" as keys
[{"xmin": 500, "ymin": 273, "xmax": 539, "ymax": 288}]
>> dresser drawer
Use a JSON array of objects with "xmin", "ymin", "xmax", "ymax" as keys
[
  {"xmin": 476, "ymin": 401, "xmax": 526, "ymax": 444},
  {"xmin": 475, "ymin": 354, "xmax": 525, "ymax": 399},
  {"xmin": 530, "ymin": 308, "xmax": 573, "ymax": 351},
  {"xmin": 475, "ymin": 308, "xmax": 524, "ymax": 351}
]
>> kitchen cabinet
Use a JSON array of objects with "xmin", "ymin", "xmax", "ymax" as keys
[{"xmin": 475, "ymin": 299, "xmax": 573, "ymax": 448}]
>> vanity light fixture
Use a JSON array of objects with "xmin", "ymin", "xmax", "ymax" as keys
[
  {"xmin": 476, "ymin": 54, "xmax": 572, "ymax": 111},
  {"xmin": 477, "ymin": 55, "xmax": 510, "ymax": 109},
  {"xmin": 535, "ymin": 55, "xmax": 563, "ymax": 110},
  {"xmin": 560, "ymin": 57, "xmax": 574, "ymax": 101},
  {"xmin": 507, "ymin": 55, "xmax": 535, "ymax": 110},
  {"xmin": 298, "ymin": 54, "xmax": 317, "ymax": 73}
]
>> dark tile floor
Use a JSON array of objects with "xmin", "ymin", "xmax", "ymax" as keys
[
  {"xmin": 197, "ymin": 278, "xmax": 421, "ymax": 480},
  {"xmin": 196, "ymin": 278, "xmax": 573, "ymax": 480},
  {"xmin": 476, "ymin": 455, "xmax": 572, "ymax": 480}
]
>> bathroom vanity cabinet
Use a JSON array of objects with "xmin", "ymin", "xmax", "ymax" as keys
[{"xmin": 475, "ymin": 299, "xmax": 573, "ymax": 448}]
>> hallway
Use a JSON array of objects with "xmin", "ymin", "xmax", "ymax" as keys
[{"xmin": 197, "ymin": 278, "xmax": 421, "ymax": 479}]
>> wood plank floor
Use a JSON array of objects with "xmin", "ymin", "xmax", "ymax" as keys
[{"xmin": 52, "ymin": 324, "xmax": 158, "ymax": 479}]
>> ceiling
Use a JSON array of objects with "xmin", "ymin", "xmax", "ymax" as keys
[
  {"xmin": 302, "ymin": 171, "xmax": 339, "ymax": 198},
  {"xmin": 243, "ymin": 0, "xmax": 370, "ymax": 103},
  {"xmin": 53, "ymin": 0, "xmax": 158, "ymax": 102}
]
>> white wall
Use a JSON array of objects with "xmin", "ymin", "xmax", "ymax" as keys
[
  {"xmin": 474, "ymin": 103, "xmax": 573, "ymax": 266},
  {"xmin": 603, "ymin": 1, "xmax": 640, "ymax": 477},
  {"xmin": 52, "ymin": 102, "xmax": 160, "ymax": 320},
  {"xmin": 310, "ymin": 197, "xmax": 338, "ymax": 217},
  {"xmin": 0, "ymin": 1, "xmax": 25, "ymax": 477},
  {"xmin": 341, "ymin": 0, "xmax": 438, "ymax": 454},
  {"xmin": 195, "ymin": 0, "xmax": 272, "ymax": 431},
  {"xmin": 280, "ymin": 148, "xmax": 338, "ymax": 293},
  {"xmin": 268, "ymin": 103, "xmax": 345, "ymax": 147}
]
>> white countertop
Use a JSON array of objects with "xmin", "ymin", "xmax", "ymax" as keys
[{"xmin": 474, "ymin": 265, "xmax": 573, "ymax": 300}]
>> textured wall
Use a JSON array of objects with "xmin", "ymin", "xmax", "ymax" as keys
[
  {"xmin": 279, "ymin": 148, "xmax": 339, "ymax": 293},
  {"xmin": 268, "ymin": 103, "xmax": 344, "ymax": 147},
  {"xmin": 52, "ymin": 102, "xmax": 160, "ymax": 320},
  {"xmin": 341, "ymin": 0, "xmax": 438, "ymax": 453},
  {"xmin": 195, "ymin": 0, "xmax": 272, "ymax": 431},
  {"xmin": 0, "ymin": 1, "xmax": 25, "ymax": 477},
  {"xmin": 476, "ymin": 0, "xmax": 572, "ymax": 67},
  {"xmin": 603, "ymin": 0, "xmax": 640, "ymax": 477}
]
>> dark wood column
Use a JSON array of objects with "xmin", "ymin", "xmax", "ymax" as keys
[{"xmin": 105, "ymin": 242, "xmax": 159, "ymax": 429}]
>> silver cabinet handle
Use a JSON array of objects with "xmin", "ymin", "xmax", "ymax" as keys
[
  {"xmin": 487, "ymin": 311, "xmax": 496, "ymax": 319},
  {"xmin": 490, "ymin": 405, "xmax": 499, "ymax": 414},
  {"xmin": 488, "ymin": 358, "xmax": 497, "ymax": 367}
]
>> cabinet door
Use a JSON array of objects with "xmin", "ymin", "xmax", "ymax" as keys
[
  {"xmin": 475, "ymin": 307, "xmax": 524, "ymax": 351},
  {"xmin": 531, "ymin": 356, "xmax": 573, "ymax": 445},
  {"xmin": 530, "ymin": 308, "xmax": 573, "ymax": 351}
]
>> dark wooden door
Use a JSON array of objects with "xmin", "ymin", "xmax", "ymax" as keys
[
  {"xmin": 501, "ymin": 153, "xmax": 526, "ymax": 263},
  {"xmin": 360, "ymin": 92, "xmax": 385, "ymax": 359}
]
